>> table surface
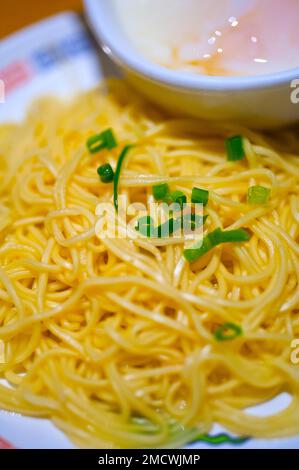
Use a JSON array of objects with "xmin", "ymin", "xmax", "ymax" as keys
[{"xmin": 0, "ymin": 0, "xmax": 83, "ymax": 39}]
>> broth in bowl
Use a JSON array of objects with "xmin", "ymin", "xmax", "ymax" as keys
[{"xmin": 113, "ymin": 0, "xmax": 299, "ymax": 76}]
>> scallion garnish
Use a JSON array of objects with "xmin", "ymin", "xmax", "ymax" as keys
[
  {"xmin": 195, "ymin": 433, "xmax": 249, "ymax": 446},
  {"xmin": 87, "ymin": 128, "xmax": 117, "ymax": 154},
  {"xmin": 195, "ymin": 433, "xmax": 249, "ymax": 445},
  {"xmin": 136, "ymin": 214, "xmax": 208, "ymax": 238},
  {"xmin": 209, "ymin": 227, "xmax": 250, "ymax": 244},
  {"xmin": 97, "ymin": 163, "xmax": 114, "ymax": 183},
  {"xmin": 136, "ymin": 216, "xmax": 174, "ymax": 238},
  {"xmin": 164, "ymin": 190, "xmax": 187, "ymax": 209},
  {"xmin": 135, "ymin": 216, "xmax": 155, "ymax": 237},
  {"xmin": 102, "ymin": 129, "xmax": 118, "ymax": 150},
  {"xmin": 156, "ymin": 218, "xmax": 176, "ymax": 238},
  {"xmin": 181, "ymin": 213, "xmax": 209, "ymax": 232},
  {"xmin": 153, "ymin": 183, "xmax": 169, "ymax": 201},
  {"xmin": 247, "ymin": 185, "xmax": 271, "ymax": 205},
  {"xmin": 114, "ymin": 144, "xmax": 133, "ymax": 211},
  {"xmin": 214, "ymin": 322, "xmax": 243, "ymax": 341},
  {"xmin": 183, "ymin": 235, "xmax": 213, "ymax": 263},
  {"xmin": 191, "ymin": 187, "xmax": 209, "ymax": 206},
  {"xmin": 184, "ymin": 227, "xmax": 250, "ymax": 263},
  {"xmin": 226, "ymin": 135, "xmax": 245, "ymax": 161}
]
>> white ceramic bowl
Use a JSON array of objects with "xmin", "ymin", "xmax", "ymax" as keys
[{"xmin": 84, "ymin": 0, "xmax": 299, "ymax": 129}]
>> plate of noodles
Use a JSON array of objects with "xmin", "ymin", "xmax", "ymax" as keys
[{"xmin": 0, "ymin": 11, "xmax": 299, "ymax": 449}]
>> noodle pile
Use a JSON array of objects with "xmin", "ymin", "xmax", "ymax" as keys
[{"xmin": 0, "ymin": 81, "xmax": 299, "ymax": 448}]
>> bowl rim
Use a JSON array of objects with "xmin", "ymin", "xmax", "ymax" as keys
[{"xmin": 85, "ymin": 0, "xmax": 299, "ymax": 92}]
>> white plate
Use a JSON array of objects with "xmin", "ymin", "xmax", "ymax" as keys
[{"xmin": 0, "ymin": 12, "xmax": 298, "ymax": 449}]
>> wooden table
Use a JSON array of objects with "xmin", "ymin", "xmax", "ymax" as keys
[{"xmin": 0, "ymin": 0, "xmax": 83, "ymax": 39}]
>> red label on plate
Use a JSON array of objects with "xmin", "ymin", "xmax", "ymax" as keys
[
  {"xmin": 0, "ymin": 60, "xmax": 33, "ymax": 95},
  {"xmin": 0, "ymin": 437, "xmax": 15, "ymax": 449}
]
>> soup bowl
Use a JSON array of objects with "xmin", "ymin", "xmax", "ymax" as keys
[{"xmin": 84, "ymin": 0, "xmax": 299, "ymax": 129}]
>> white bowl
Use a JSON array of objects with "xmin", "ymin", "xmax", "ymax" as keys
[{"xmin": 84, "ymin": 0, "xmax": 299, "ymax": 129}]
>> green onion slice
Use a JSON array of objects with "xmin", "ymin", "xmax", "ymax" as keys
[
  {"xmin": 136, "ymin": 217, "xmax": 175, "ymax": 238},
  {"xmin": 191, "ymin": 187, "xmax": 209, "ymax": 206},
  {"xmin": 135, "ymin": 216, "xmax": 155, "ymax": 237},
  {"xmin": 97, "ymin": 163, "xmax": 114, "ymax": 183},
  {"xmin": 214, "ymin": 322, "xmax": 243, "ymax": 341},
  {"xmin": 247, "ymin": 185, "xmax": 271, "ymax": 205},
  {"xmin": 183, "ymin": 235, "xmax": 213, "ymax": 263},
  {"xmin": 136, "ymin": 213, "xmax": 208, "ymax": 239},
  {"xmin": 226, "ymin": 135, "xmax": 245, "ymax": 161},
  {"xmin": 195, "ymin": 433, "xmax": 249, "ymax": 445},
  {"xmin": 184, "ymin": 227, "xmax": 250, "ymax": 263},
  {"xmin": 153, "ymin": 183, "xmax": 169, "ymax": 201},
  {"xmin": 209, "ymin": 227, "xmax": 250, "ymax": 244},
  {"xmin": 114, "ymin": 145, "xmax": 133, "ymax": 211},
  {"xmin": 102, "ymin": 129, "xmax": 118, "ymax": 150},
  {"xmin": 156, "ymin": 218, "xmax": 176, "ymax": 238},
  {"xmin": 181, "ymin": 213, "xmax": 209, "ymax": 232},
  {"xmin": 87, "ymin": 128, "xmax": 117, "ymax": 154},
  {"xmin": 164, "ymin": 190, "xmax": 187, "ymax": 209}
]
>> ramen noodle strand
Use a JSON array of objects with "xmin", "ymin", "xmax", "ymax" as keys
[{"xmin": 0, "ymin": 81, "xmax": 298, "ymax": 448}]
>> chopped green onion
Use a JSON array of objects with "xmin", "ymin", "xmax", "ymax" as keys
[
  {"xmin": 181, "ymin": 213, "xmax": 209, "ymax": 232},
  {"xmin": 86, "ymin": 128, "xmax": 117, "ymax": 154},
  {"xmin": 114, "ymin": 145, "xmax": 133, "ymax": 211},
  {"xmin": 136, "ymin": 214, "xmax": 208, "ymax": 239},
  {"xmin": 87, "ymin": 134, "xmax": 105, "ymax": 153},
  {"xmin": 164, "ymin": 190, "xmax": 187, "ymax": 209},
  {"xmin": 184, "ymin": 227, "xmax": 250, "ymax": 263},
  {"xmin": 184, "ymin": 235, "xmax": 214, "ymax": 263},
  {"xmin": 135, "ymin": 217, "xmax": 172, "ymax": 238},
  {"xmin": 155, "ymin": 214, "xmax": 208, "ymax": 238},
  {"xmin": 101, "ymin": 129, "xmax": 118, "ymax": 150},
  {"xmin": 214, "ymin": 322, "xmax": 243, "ymax": 341},
  {"xmin": 195, "ymin": 433, "xmax": 249, "ymax": 445},
  {"xmin": 191, "ymin": 187, "xmax": 209, "ymax": 206},
  {"xmin": 226, "ymin": 135, "xmax": 245, "ymax": 161},
  {"xmin": 136, "ymin": 216, "xmax": 155, "ymax": 237},
  {"xmin": 247, "ymin": 185, "xmax": 271, "ymax": 205},
  {"xmin": 97, "ymin": 163, "xmax": 114, "ymax": 183},
  {"xmin": 153, "ymin": 183, "xmax": 169, "ymax": 201},
  {"xmin": 209, "ymin": 227, "xmax": 250, "ymax": 245},
  {"xmin": 136, "ymin": 217, "xmax": 175, "ymax": 238},
  {"xmin": 156, "ymin": 218, "xmax": 176, "ymax": 238}
]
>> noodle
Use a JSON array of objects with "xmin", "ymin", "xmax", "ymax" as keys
[{"xmin": 0, "ymin": 80, "xmax": 299, "ymax": 448}]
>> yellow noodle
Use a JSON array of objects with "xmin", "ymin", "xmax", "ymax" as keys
[{"xmin": 0, "ymin": 80, "xmax": 299, "ymax": 448}]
